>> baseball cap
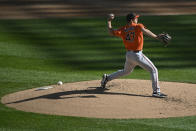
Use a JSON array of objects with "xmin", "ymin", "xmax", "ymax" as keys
[{"xmin": 126, "ymin": 13, "xmax": 140, "ymax": 22}]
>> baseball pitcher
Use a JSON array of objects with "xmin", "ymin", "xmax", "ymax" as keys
[{"xmin": 101, "ymin": 13, "xmax": 171, "ymax": 98}]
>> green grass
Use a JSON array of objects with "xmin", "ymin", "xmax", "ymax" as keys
[{"xmin": 0, "ymin": 15, "xmax": 196, "ymax": 131}]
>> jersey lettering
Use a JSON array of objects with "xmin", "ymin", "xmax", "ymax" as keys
[
  {"xmin": 113, "ymin": 23, "xmax": 144, "ymax": 51},
  {"xmin": 126, "ymin": 32, "xmax": 135, "ymax": 42}
]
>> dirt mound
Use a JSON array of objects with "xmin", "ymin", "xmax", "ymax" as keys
[{"xmin": 1, "ymin": 79, "xmax": 196, "ymax": 119}]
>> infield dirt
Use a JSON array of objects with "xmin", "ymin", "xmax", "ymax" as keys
[{"xmin": 2, "ymin": 79, "xmax": 196, "ymax": 119}]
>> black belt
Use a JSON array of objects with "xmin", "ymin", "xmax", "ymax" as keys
[{"xmin": 128, "ymin": 50, "xmax": 140, "ymax": 53}]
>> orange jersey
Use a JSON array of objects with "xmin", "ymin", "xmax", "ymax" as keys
[{"xmin": 112, "ymin": 23, "xmax": 144, "ymax": 51}]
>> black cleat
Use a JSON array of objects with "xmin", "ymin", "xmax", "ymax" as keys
[
  {"xmin": 152, "ymin": 92, "xmax": 167, "ymax": 98},
  {"xmin": 101, "ymin": 74, "xmax": 108, "ymax": 88}
]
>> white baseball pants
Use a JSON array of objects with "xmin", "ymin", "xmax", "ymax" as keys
[{"xmin": 107, "ymin": 51, "xmax": 160, "ymax": 93}]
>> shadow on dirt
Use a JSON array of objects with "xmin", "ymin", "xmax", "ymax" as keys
[{"xmin": 5, "ymin": 86, "xmax": 154, "ymax": 104}]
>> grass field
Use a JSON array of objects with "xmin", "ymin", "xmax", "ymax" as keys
[{"xmin": 0, "ymin": 15, "xmax": 196, "ymax": 131}]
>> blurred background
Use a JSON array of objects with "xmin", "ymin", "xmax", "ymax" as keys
[{"xmin": 0, "ymin": 0, "xmax": 196, "ymax": 19}]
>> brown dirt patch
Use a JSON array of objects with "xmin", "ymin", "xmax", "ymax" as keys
[{"xmin": 1, "ymin": 79, "xmax": 196, "ymax": 119}]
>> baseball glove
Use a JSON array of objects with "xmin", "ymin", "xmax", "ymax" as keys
[{"xmin": 157, "ymin": 32, "xmax": 172, "ymax": 47}]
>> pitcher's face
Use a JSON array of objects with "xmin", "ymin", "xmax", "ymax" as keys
[{"xmin": 133, "ymin": 18, "xmax": 138, "ymax": 24}]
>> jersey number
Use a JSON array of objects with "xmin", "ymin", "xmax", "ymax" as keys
[{"xmin": 126, "ymin": 32, "xmax": 135, "ymax": 42}]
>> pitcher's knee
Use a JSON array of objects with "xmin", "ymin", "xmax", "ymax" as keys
[
  {"xmin": 152, "ymin": 67, "xmax": 158, "ymax": 74},
  {"xmin": 154, "ymin": 67, "xmax": 158, "ymax": 73},
  {"xmin": 117, "ymin": 69, "xmax": 129, "ymax": 76},
  {"xmin": 148, "ymin": 66, "xmax": 158, "ymax": 74},
  {"xmin": 122, "ymin": 69, "xmax": 132, "ymax": 75}
]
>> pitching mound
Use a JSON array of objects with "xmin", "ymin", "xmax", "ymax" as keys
[{"xmin": 1, "ymin": 79, "xmax": 196, "ymax": 119}]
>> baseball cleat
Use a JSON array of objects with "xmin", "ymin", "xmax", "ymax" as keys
[
  {"xmin": 152, "ymin": 92, "xmax": 167, "ymax": 98},
  {"xmin": 101, "ymin": 74, "xmax": 108, "ymax": 88}
]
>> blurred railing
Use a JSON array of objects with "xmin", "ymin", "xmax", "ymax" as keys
[{"xmin": 0, "ymin": 0, "xmax": 196, "ymax": 19}]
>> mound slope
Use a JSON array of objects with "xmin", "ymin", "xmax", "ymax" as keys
[{"xmin": 1, "ymin": 79, "xmax": 196, "ymax": 119}]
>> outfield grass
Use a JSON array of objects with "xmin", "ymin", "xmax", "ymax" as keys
[{"xmin": 0, "ymin": 15, "xmax": 196, "ymax": 131}]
